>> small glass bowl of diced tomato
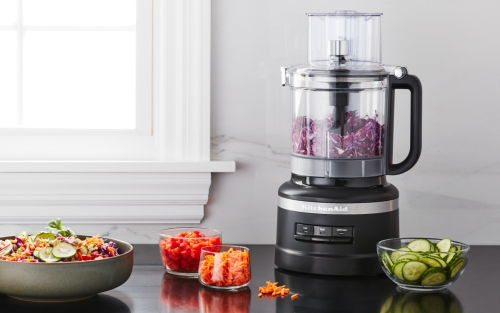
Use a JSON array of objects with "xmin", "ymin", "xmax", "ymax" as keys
[{"xmin": 159, "ymin": 228, "xmax": 222, "ymax": 278}]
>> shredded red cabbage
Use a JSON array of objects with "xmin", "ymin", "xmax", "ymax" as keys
[{"xmin": 292, "ymin": 111, "xmax": 384, "ymax": 158}]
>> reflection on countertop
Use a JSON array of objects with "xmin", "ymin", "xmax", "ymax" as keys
[
  {"xmin": 159, "ymin": 273, "xmax": 251, "ymax": 313},
  {"xmin": 274, "ymin": 267, "xmax": 395, "ymax": 313},
  {"xmin": 0, "ymin": 294, "xmax": 130, "ymax": 313},
  {"xmin": 378, "ymin": 289, "xmax": 463, "ymax": 313}
]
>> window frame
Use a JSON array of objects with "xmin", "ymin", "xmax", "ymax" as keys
[{"xmin": 0, "ymin": 0, "xmax": 235, "ymax": 224}]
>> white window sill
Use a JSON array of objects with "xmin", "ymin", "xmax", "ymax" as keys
[
  {"xmin": 0, "ymin": 160, "xmax": 235, "ymax": 173},
  {"xmin": 0, "ymin": 161, "xmax": 235, "ymax": 224}
]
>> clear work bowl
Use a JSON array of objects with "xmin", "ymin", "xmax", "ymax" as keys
[{"xmin": 377, "ymin": 238, "xmax": 470, "ymax": 292}]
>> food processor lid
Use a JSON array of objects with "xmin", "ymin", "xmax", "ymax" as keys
[{"xmin": 306, "ymin": 10, "xmax": 384, "ymax": 72}]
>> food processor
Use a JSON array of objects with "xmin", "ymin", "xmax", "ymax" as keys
[{"xmin": 275, "ymin": 11, "xmax": 422, "ymax": 276}]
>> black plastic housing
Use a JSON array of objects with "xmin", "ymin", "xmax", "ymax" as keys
[{"xmin": 275, "ymin": 175, "xmax": 400, "ymax": 276}]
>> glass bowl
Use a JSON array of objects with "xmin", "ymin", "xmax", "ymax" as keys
[
  {"xmin": 377, "ymin": 238, "xmax": 470, "ymax": 292},
  {"xmin": 159, "ymin": 228, "xmax": 222, "ymax": 278},
  {"xmin": 198, "ymin": 245, "xmax": 251, "ymax": 290}
]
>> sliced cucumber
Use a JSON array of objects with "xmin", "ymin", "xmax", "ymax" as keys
[
  {"xmin": 391, "ymin": 248, "xmax": 411, "ymax": 263},
  {"xmin": 16, "ymin": 231, "xmax": 27, "ymax": 239},
  {"xmin": 0, "ymin": 241, "xmax": 13, "ymax": 257},
  {"xmin": 397, "ymin": 254, "xmax": 419, "ymax": 262},
  {"xmin": 421, "ymin": 268, "xmax": 447, "ymax": 286},
  {"xmin": 408, "ymin": 239, "xmax": 432, "ymax": 252},
  {"xmin": 402, "ymin": 261, "xmax": 429, "ymax": 282},
  {"xmin": 436, "ymin": 238, "xmax": 452, "ymax": 258},
  {"xmin": 454, "ymin": 245, "xmax": 463, "ymax": 258},
  {"xmin": 449, "ymin": 259, "xmax": 465, "ymax": 279},
  {"xmin": 34, "ymin": 233, "xmax": 56, "ymax": 243},
  {"xmin": 429, "ymin": 243, "xmax": 435, "ymax": 252},
  {"xmin": 52, "ymin": 243, "xmax": 76, "ymax": 259},
  {"xmin": 418, "ymin": 257, "xmax": 442, "ymax": 268},
  {"xmin": 39, "ymin": 247, "xmax": 61, "ymax": 262},
  {"xmin": 382, "ymin": 252, "xmax": 393, "ymax": 273},
  {"xmin": 80, "ymin": 245, "xmax": 88, "ymax": 255},
  {"xmin": 34, "ymin": 250, "xmax": 40, "ymax": 258},
  {"xmin": 393, "ymin": 261, "xmax": 407, "ymax": 281},
  {"xmin": 446, "ymin": 247, "xmax": 458, "ymax": 264},
  {"xmin": 427, "ymin": 256, "xmax": 447, "ymax": 267}
]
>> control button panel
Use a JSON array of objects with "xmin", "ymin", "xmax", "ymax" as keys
[
  {"xmin": 296, "ymin": 224, "xmax": 313, "ymax": 235},
  {"xmin": 295, "ymin": 223, "xmax": 353, "ymax": 244}
]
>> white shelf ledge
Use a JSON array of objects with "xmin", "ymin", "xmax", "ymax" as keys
[{"xmin": 0, "ymin": 161, "xmax": 235, "ymax": 173}]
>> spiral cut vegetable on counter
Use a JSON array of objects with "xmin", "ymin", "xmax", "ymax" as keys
[{"xmin": 199, "ymin": 248, "xmax": 250, "ymax": 287}]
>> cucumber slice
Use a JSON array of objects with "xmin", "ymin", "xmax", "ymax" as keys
[
  {"xmin": 446, "ymin": 249, "xmax": 457, "ymax": 264},
  {"xmin": 418, "ymin": 257, "xmax": 442, "ymax": 268},
  {"xmin": 436, "ymin": 238, "xmax": 452, "ymax": 258},
  {"xmin": 33, "ymin": 250, "xmax": 39, "ymax": 258},
  {"xmin": 34, "ymin": 233, "xmax": 56, "ymax": 243},
  {"xmin": 393, "ymin": 261, "xmax": 407, "ymax": 281},
  {"xmin": 449, "ymin": 259, "xmax": 465, "ymax": 279},
  {"xmin": 421, "ymin": 294, "xmax": 446, "ymax": 313},
  {"xmin": 408, "ymin": 239, "xmax": 432, "ymax": 252},
  {"xmin": 0, "ymin": 241, "xmax": 13, "ymax": 257},
  {"xmin": 427, "ymin": 256, "xmax": 447, "ymax": 267},
  {"xmin": 16, "ymin": 231, "xmax": 27, "ymax": 239},
  {"xmin": 397, "ymin": 254, "xmax": 419, "ymax": 262},
  {"xmin": 80, "ymin": 245, "xmax": 88, "ymax": 255},
  {"xmin": 429, "ymin": 243, "xmax": 435, "ymax": 252},
  {"xmin": 39, "ymin": 247, "xmax": 61, "ymax": 262},
  {"xmin": 454, "ymin": 245, "xmax": 463, "ymax": 258},
  {"xmin": 421, "ymin": 268, "xmax": 447, "ymax": 286},
  {"xmin": 391, "ymin": 248, "xmax": 411, "ymax": 263},
  {"xmin": 52, "ymin": 243, "xmax": 76, "ymax": 259},
  {"xmin": 402, "ymin": 261, "xmax": 429, "ymax": 282},
  {"xmin": 382, "ymin": 253, "xmax": 393, "ymax": 273}
]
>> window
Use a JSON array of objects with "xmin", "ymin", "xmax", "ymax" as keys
[
  {"xmin": 0, "ymin": 0, "xmax": 235, "ymax": 224},
  {"xmin": 0, "ymin": 0, "xmax": 153, "ymax": 160}
]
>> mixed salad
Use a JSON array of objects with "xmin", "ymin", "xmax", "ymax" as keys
[{"xmin": 0, "ymin": 219, "xmax": 119, "ymax": 263}]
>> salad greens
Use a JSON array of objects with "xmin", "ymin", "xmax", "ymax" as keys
[{"xmin": 0, "ymin": 218, "xmax": 119, "ymax": 263}]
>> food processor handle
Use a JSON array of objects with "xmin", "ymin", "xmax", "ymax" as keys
[{"xmin": 386, "ymin": 74, "xmax": 423, "ymax": 175}]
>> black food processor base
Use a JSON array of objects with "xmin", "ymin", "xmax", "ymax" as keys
[
  {"xmin": 275, "ymin": 175, "xmax": 400, "ymax": 276},
  {"xmin": 275, "ymin": 208, "xmax": 399, "ymax": 276}
]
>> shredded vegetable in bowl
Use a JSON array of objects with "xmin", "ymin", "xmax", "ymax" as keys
[
  {"xmin": 292, "ymin": 111, "xmax": 384, "ymax": 159},
  {"xmin": 0, "ymin": 218, "xmax": 119, "ymax": 263}
]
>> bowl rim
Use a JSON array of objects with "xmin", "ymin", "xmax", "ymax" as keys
[
  {"xmin": 200, "ymin": 244, "xmax": 249, "ymax": 253},
  {"xmin": 159, "ymin": 227, "xmax": 221, "ymax": 239},
  {"xmin": 377, "ymin": 237, "xmax": 470, "ymax": 253},
  {"xmin": 0, "ymin": 234, "xmax": 133, "ymax": 265}
]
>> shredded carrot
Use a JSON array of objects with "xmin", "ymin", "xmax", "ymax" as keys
[
  {"xmin": 199, "ymin": 249, "xmax": 251, "ymax": 287},
  {"xmin": 291, "ymin": 294, "xmax": 299, "ymax": 300},
  {"xmin": 257, "ymin": 281, "xmax": 298, "ymax": 300},
  {"xmin": 107, "ymin": 247, "xmax": 115, "ymax": 256}
]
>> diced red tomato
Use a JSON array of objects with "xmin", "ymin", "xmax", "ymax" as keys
[{"xmin": 160, "ymin": 231, "xmax": 221, "ymax": 273}]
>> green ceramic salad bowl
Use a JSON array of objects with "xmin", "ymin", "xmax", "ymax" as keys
[{"xmin": 0, "ymin": 235, "xmax": 133, "ymax": 302}]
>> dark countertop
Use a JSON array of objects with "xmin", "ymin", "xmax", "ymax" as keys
[{"xmin": 0, "ymin": 244, "xmax": 495, "ymax": 312}]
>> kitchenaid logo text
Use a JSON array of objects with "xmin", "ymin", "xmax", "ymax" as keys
[{"xmin": 302, "ymin": 204, "xmax": 348, "ymax": 212}]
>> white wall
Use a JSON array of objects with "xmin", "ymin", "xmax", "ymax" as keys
[{"xmin": 208, "ymin": 0, "xmax": 500, "ymax": 245}]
